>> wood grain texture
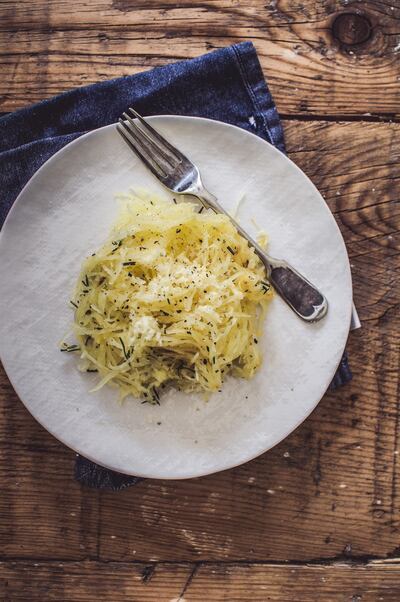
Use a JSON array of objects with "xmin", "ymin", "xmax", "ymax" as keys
[
  {"xmin": 1, "ymin": 0, "xmax": 400, "ymax": 115},
  {"xmin": 1, "ymin": 560, "xmax": 400, "ymax": 601},
  {"xmin": 1, "ymin": 2, "xmax": 400, "ymax": 598},
  {"xmin": 0, "ymin": 379, "xmax": 99, "ymax": 560},
  {"xmin": 1, "ymin": 120, "xmax": 398, "ymax": 565}
]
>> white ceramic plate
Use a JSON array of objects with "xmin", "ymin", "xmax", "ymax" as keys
[{"xmin": 0, "ymin": 116, "xmax": 352, "ymax": 479}]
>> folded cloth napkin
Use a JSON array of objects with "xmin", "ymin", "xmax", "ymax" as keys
[{"xmin": 0, "ymin": 41, "xmax": 352, "ymax": 490}]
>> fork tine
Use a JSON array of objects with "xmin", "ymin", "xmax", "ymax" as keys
[
  {"xmin": 122, "ymin": 112, "xmax": 177, "ymax": 168},
  {"xmin": 117, "ymin": 120, "xmax": 166, "ymax": 179},
  {"xmin": 128, "ymin": 108, "xmax": 184, "ymax": 162}
]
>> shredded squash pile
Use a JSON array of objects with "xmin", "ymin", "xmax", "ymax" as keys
[{"xmin": 63, "ymin": 192, "xmax": 272, "ymax": 403}]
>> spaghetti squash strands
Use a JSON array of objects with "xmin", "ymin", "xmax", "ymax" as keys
[{"xmin": 65, "ymin": 192, "xmax": 272, "ymax": 403}]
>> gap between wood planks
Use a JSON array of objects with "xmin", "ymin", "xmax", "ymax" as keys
[
  {"xmin": 281, "ymin": 114, "xmax": 400, "ymax": 123},
  {"xmin": 1, "ymin": 553, "xmax": 400, "ymax": 566}
]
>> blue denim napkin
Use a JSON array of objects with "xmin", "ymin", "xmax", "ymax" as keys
[{"xmin": 0, "ymin": 41, "xmax": 351, "ymax": 490}]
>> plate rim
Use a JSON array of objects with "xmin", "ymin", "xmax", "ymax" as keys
[{"xmin": 0, "ymin": 115, "xmax": 353, "ymax": 479}]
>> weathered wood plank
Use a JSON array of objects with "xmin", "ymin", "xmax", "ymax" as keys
[
  {"xmin": 0, "ymin": 120, "xmax": 399, "ymax": 562},
  {"xmin": 286, "ymin": 120, "xmax": 400, "ymax": 326},
  {"xmin": 0, "ymin": 0, "xmax": 399, "ymax": 115},
  {"xmin": 1, "ymin": 561, "xmax": 400, "ymax": 601},
  {"xmin": 0, "ymin": 379, "xmax": 100, "ymax": 560}
]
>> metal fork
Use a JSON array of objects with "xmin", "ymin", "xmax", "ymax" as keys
[{"xmin": 117, "ymin": 108, "xmax": 328, "ymax": 322}]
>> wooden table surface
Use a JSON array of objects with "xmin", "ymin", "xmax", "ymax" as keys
[{"xmin": 1, "ymin": 1, "xmax": 400, "ymax": 600}]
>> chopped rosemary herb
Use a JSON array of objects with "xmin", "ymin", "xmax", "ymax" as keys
[
  {"xmin": 111, "ymin": 240, "xmax": 122, "ymax": 254},
  {"xmin": 119, "ymin": 337, "xmax": 131, "ymax": 360},
  {"xmin": 60, "ymin": 344, "xmax": 81, "ymax": 353},
  {"xmin": 261, "ymin": 279, "xmax": 270, "ymax": 294}
]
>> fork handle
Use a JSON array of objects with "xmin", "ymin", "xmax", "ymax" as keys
[{"xmin": 195, "ymin": 188, "xmax": 328, "ymax": 323}]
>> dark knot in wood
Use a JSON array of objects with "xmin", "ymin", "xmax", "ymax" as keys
[{"xmin": 332, "ymin": 12, "xmax": 372, "ymax": 46}]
